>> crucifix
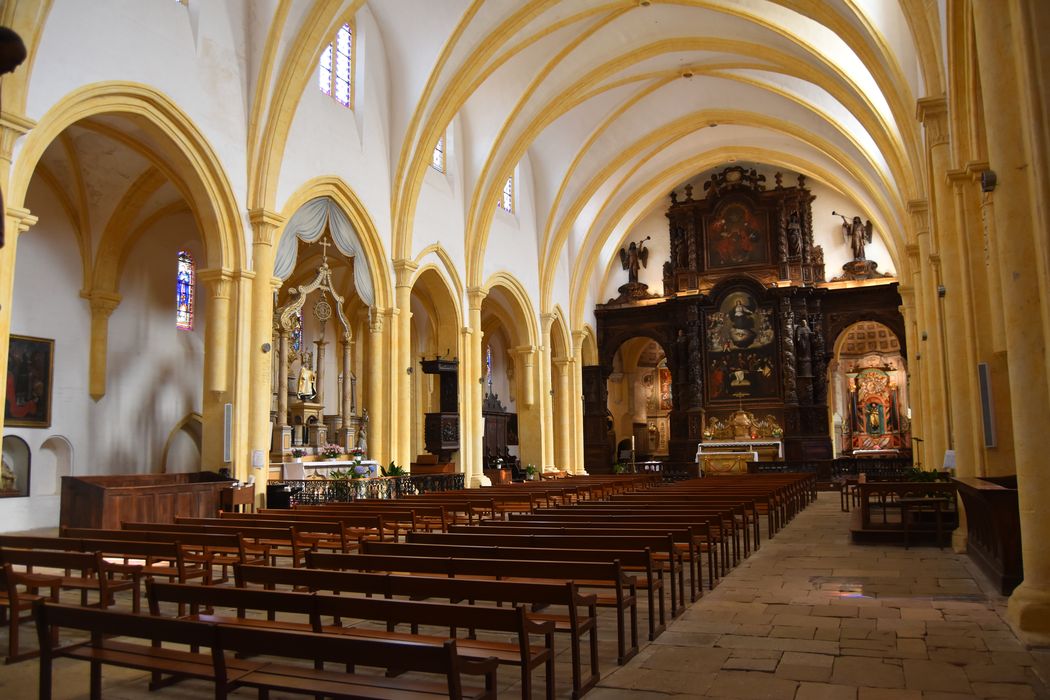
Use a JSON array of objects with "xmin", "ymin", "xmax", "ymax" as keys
[{"xmin": 319, "ymin": 236, "xmax": 331, "ymax": 262}]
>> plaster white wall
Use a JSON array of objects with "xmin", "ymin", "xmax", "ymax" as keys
[
  {"xmin": 276, "ymin": 7, "xmax": 393, "ymax": 255},
  {"xmin": 483, "ymin": 155, "xmax": 542, "ymax": 316},
  {"xmin": 25, "ymin": 1, "xmax": 251, "ymax": 240},
  {"xmin": 2, "ymin": 183, "xmax": 90, "ymax": 531}
]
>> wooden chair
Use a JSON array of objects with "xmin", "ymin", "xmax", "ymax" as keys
[{"xmin": 1, "ymin": 563, "xmax": 60, "ymax": 663}]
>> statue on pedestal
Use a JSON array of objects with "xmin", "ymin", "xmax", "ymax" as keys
[{"xmin": 297, "ymin": 351, "xmax": 317, "ymax": 400}]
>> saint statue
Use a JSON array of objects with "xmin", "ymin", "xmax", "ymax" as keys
[
  {"xmin": 297, "ymin": 351, "xmax": 317, "ymax": 400},
  {"xmin": 834, "ymin": 212, "xmax": 873, "ymax": 261},
  {"xmin": 618, "ymin": 235, "xmax": 650, "ymax": 285},
  {"xmin": 356, "ymin": 409, "xmax": 369, "ymax": 452}
]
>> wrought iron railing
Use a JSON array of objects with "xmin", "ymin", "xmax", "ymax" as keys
[{"xmin": 267, "ymin": 473, "xmax": 465, "ymax": 506}]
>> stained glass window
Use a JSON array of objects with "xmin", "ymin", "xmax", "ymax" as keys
[
  {"xmin": 432, "ymin": 133, "xmax": 445, "ymax": 172},
  {"xmin": 292, "ymin": 309, "xmax": 304, "ymax": 352},
  {"xmin": 498, "ymin": 175, "xmax": 514, "ymax": 212},
  {"xmin": 176, "ymin": 251, "xmax": 195, "ymax": 331},
  {"xmin": 319, "ymin": 23, "xmax": 353, "ymax": 108}
]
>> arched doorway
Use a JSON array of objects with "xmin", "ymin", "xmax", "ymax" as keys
[
  {"xmin": 829, "ymin": 321, "xmax": 911, "ymax": 457},
  {"xmin": 607, "ymin": 337, "xmax": 672, "ymax": 466},
  {"xmin": 409, "ymin": 267, "xmax": 461, "ymax": 469}
]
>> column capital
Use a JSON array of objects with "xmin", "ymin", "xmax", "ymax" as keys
[
  {"xmin": 946, "ymin": 168, "xmax": 970, "ymax": 185},
  {"xmin": 466, "ymin": 286, "xmax": 487, "ymax": 310},
  {"xmin": 5, "ymin": 206, "xmax": 37, "ymax": 234},
  {"xmin": 198, "ymin": 268, "xmax": 235, "ymax": 298},
  {"xmin": 916, "ymin": 95, "xmax": 949, "ymax": 146},
  {"xmin": 511, "ymin": 345, "xmax": 537, "ymax": 361},
  {"xmin": 392, "ymin": 258, "xmax": 419, "ymax": 288},
  {"xmin": 964, "ymin": 160, "xmax": 991, "ymax": 179},
  {"xmin": 0, "ymin": 111, "xmax": 35, "ymax": 163},
  {"xmin": 248, "ymin": 208, "xmax": 285, "ymax": 246},
  {"xmin": 552, "ymin": 357, "xmax": 574, "ymax": 368},
  {"xmin": 539, "ymin": 312, "xmax": 557, "ymax": 333},
  {"xmin": 905, "ymin": 243, "xmax": 921, "ymax": 262},
  {"xmin": 88, "ymin": 290, "xmax": 122, "ymax": 318}
]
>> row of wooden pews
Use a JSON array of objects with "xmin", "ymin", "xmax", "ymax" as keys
[{"xmin": 3, "ymin": 471, "xmax": 813, "ymax": 699}]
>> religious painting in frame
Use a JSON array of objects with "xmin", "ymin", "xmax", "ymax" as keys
[
  {"xmin": 705, "ymin": 291, "xmax": 779, "ymax": 402},
  {"xmin": 705, "ymin": 197, "xmax": 770, "ymax": 269},
  {"xmin": 4, "ymin": 334, "xmax": 54, "ymax": 428},
  {"xmin": 658, "ymin": 366, "xmax": 672, "ymax": 411}
]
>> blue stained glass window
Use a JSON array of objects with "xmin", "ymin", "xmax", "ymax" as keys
[
  {"xmin": 292, "ymin": 309, "xmax": 304, "ymax": 352},
  {"xmin": 176, "ymin": 251, "xmax": 195, "ymax": 331}
]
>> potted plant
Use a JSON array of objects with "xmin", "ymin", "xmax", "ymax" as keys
[
  {"xmin": 320, "ymin": 443, "xmax": 343, "ymax": 460},
  {"xmin": 524, "ymin": 464, "xmax": 539, "ymax": 481},
  {"xmin": 612, "ymin": 461, "xmax": 628, "ymax": 475},
  {"xmin": 381, "ymin": 461, "xmax": 407, "ymax": 477},
  {"xmin": 290, "ymin": 448, "xmax": 306, "ymax": 463}
]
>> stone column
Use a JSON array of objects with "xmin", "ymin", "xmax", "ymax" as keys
[
  {"xmin": 314, "ymin": 338, "xmax": 327, "ymax": 407},
  {"xmin": 973, "ymin": 0, "xmax": 1050, "ymax": 645},
  {"xmin": 271, "ymin": 330, "xmax": 291, "ymax": 455},
  {"xmin": 87, "ymin": 291, "xmax": 122, "ymax": 401},
  {"xmin": 896, "ymin": 284, "xmax": 924, "ymax": 462},
  {"xmin": 368, "ymin": 310, "xmax": 388, "ymax": 465},
  {"xmin": 198, "ymin": 269, "xmax": 234, "ymax": 394},
  {"xmin": 553, "ymin": 358, "xmax": 572, "ymax": 471},
  {"xmin": 247, "ymin": 209, "xmax": 284, "ymax": 495},
  {"xmin": 394, "ymin": 260, "xmax": 418, "ymax": 468},
  {"xmin": 459, "ymin": 325, "xmax": 475, "ymax": 481},
  {"xmin": 339, "ymin": 336, "xmax": 354, "ymax": 450},
  {"xmin": 539, "ymin": 314, "xmax": 556, "ymax": 471},
  {"xmin": 467, "ymin": 288, "xmax": 488, "ymax": 486},
  {"xmin": 571, "ymin": 330, "xmax": 589, "ymax": 475}
]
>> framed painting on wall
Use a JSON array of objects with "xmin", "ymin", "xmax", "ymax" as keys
[{"xmin": 4, "ymin": 334, "xmax": 54, "ymax": 428}]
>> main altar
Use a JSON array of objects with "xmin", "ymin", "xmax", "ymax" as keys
[{"xmin": 584, "ymin": 165, "xmax": 906, "ymax": 474}]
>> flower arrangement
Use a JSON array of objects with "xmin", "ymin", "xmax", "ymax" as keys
[
  {"xmin": 524, "ymin": 463, "xmax": 539, "ymax": 480},
  {"xmin": 320, "ymin": 443, "xmax": 344, "ymax": 459},
  {"xmin": 290, "ymin": 448, "xmax": 306, "ymax": 459},
  {"xmin": 348, "ymin": 446, "xmax": 366, "ymax": 458}
]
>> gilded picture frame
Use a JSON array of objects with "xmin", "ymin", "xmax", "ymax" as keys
[{"xmin": 4, "ymin": 334, "xmax": 54, "ymax": 428}]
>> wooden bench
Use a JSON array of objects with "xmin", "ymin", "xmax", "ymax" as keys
[
  {"xmin": 60, "ymin": 527, "xmax": 269, "ymax": 584},
  {"xmin": 1, "ymin": 562, "xmax": 59, "ymax": 662},
  {"xmin": 149, "ymin": 580, "xmax": 554, "ymax": 699},
  {"xmin": 235, "ymin": 564, "xmax": 600, "ymax": 698},
  {"xmin": 309, "ymin": 549, "xmax": 640, "ymax": 665},
  {"xmin": 0, "ymin": 534, "xmax": 210, "ymax": 587},
  {"xmin": 0, "ymin": 548, "xmax": 142, "ymax": 613},
  {"xmin": 34, "ymin": 601, "xmax": 497, "ymax": 700},
  {"xmin": 405, "ymin": 531, "xmax": 688, "ymax": 619},
  {"xmin": 362, "ymin": 540, "xmax": 667, "ymax": 641}
]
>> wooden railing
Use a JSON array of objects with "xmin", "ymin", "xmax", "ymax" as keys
[{"xmin": 954, "ymin": 476, "xmax": 1022, "ymax": 595}]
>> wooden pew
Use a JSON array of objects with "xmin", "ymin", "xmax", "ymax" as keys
[
  {"xmin": 148, "ymin": 581, "xmax": 555, "ymax": 700},
  {"xmin": 235, "ymin": 564, "xmax": 599, "ymax": 698},
  {"xmin": 362, "ymin": 540, "xmax": 667, "ymax": 642},
  {"xmin": 308, "ymin": 549, "xmax": 640, "ymax": 665},
  {"xmin": 1, "ymin": 562, "xmax": 59, "ymax": 662},
  {"xmin": 0, "ymin": 548, "xmax": 142, "ymax": 613},
  {"xmin": 405, "ymin": 531, "xmax": 688, "ymax": 619},
  {"xmin": 0, "ymin": 534, "xmax": 209, "ymax": 586},
  {"xmin": 448, "ymin": 520, "xmax": 711, "ymax": 596},
  {"xmin": 60, "ymin": 527, "xmax": 269, "ymax": 584},
  {"xmin": 33, "ymin": 601, "xmax": 497, "ymax": 700}
]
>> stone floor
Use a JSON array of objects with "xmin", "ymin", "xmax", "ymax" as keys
[
  {"xmin": 590, "ymin": 493, "xmax": 1050, "ymax": 699},
  {"xmin": 2, "ymin": 493, "xmax": 1048, "ymax": 699}
]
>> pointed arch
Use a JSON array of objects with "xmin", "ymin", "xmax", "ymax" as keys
[
  {"xmin": 276, "ymin": 177, "xmax": 393, "ymax": 311},
  {"xmin": 9, "ymin": 81, "xmax": 245, "ymax": 273}
]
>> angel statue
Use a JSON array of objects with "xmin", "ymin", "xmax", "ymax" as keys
[
  {"xmin": 834, "ymin": 212, "xmax": 873, "ymax": 261},
  {"xmin": 619, "ymin": 235, "xmax": 651, "ymax": 285}
]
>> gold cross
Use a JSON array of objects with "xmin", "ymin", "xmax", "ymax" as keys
[{"xmin": 319, "ymin": 236, "xmax": 331, "ymax": 261}]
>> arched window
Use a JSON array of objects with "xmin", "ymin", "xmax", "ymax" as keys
[
  {"xmin": 318, "ymin": 22, "xmax": 353, "ymax": 108},
  {"xmin": 497, "ymin": 174, "xmax": 514, "ymax": 212},
  {"xmin": 176, "ymin": 251, "xmax": 195, "ymax": 330},
  {"xmin": 431, "ymin": 133, "xmax": 446, "ymax": 173}
]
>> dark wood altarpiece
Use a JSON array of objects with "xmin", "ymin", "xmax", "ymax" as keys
[{"xmin": 584, "ymin": 166, "xmax": 904, "ymax": 473}]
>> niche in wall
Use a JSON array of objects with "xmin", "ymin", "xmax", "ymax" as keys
[
  {"xmin": 37, "ymin": 435, "xmax": 74, "ymax": 495},
  {"xmin": 1, "ymin": 435, "xmax": 31, "ymax": 497}
]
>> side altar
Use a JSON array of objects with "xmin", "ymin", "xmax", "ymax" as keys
[{"xmin": 270, "ymin": 238, "xmax": 367, "ymax": 461}]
